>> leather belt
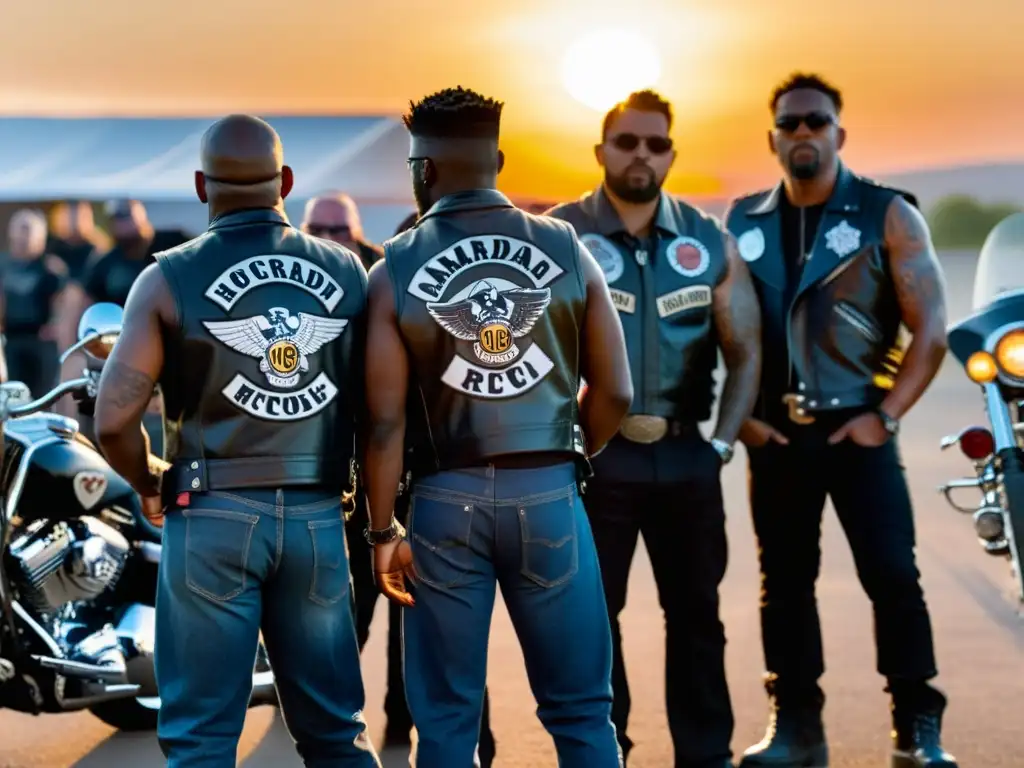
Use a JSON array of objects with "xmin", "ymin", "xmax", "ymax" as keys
[
  {"xmin": 619, "ymin": 415, "xmax": 695, "ymax": 444},
  {"xmin": 164, "ymin": 456, "xmax": 345, "ymax": 496}
]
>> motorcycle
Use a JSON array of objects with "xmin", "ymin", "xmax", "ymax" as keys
[
  {"xmin": 938, "ymin": 212, "xmax": 1024, "ymax": 603},
  {"xmin": 0, "ymin": 302, "xmax": 277, "ymax": 731}
]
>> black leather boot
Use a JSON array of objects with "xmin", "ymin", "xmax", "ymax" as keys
[
  {"xmin": 890, "ymin": 683, "xmax": 957, "ymax": 768},
  {"xmin": 737, "ymin": 701, "xmax": 828, "ymax": 767}
]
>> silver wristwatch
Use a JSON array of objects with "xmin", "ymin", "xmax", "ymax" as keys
[{"xmin": 710, "ymin": 438, "xmax": 734, "ymax": 465}]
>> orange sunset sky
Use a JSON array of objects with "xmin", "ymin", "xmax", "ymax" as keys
[{"xmin": 1, "ymin": 0, "xmax": 1022, "ymax": 200}]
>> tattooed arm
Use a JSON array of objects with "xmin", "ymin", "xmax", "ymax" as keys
[
  {"xmin": 879, "ymin": 195, "xmax": 949, "ymax": 419},
  {"xmin": 712, "ymin": 232, "xmax": 763, "ymax": 445},
  {"xmin": 95, "ymin": 264, "xmax": 172, "ymax": 497}
]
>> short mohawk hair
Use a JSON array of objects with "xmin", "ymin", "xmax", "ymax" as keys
[
  {"xmin": 403, "ymin": 86, "xmax": 504, "ymax": 139},
  {"xmin": 770, "ymin": 72, "xmax": 843, "ymax": 113}
]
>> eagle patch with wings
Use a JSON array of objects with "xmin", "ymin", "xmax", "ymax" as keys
[
  {"xmin": 204, "ymin": 307, "xmax": 348, "ymax": 389},
  {"xmin": 426, "ymin": 280, "xmax": 551, "ymax": 366}
]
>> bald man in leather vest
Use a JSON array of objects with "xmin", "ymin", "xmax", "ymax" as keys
[{"xmin": 95, "ymin": 115, "xmax": 381, "ymax": 767}]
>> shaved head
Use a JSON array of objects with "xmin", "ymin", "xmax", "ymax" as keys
[
  {"xmin": 195, "ymin": 114, "xmax": 293, "ymax": 216},
  {"xmin": 301, "ymin": 192, "xmax": 363, "ymax": 249}
]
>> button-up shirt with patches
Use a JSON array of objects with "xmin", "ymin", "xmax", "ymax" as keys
[{"xmin": 547, "ymin": 185, "xmax": 729, "ymax": 424}]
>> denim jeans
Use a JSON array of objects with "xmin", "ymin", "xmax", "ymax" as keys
[
  {"xmin": 155, "ymin": 488, "xmax": 380, "ymax": 768},
  {"xmin": 402, "ymin": 461, "xmax": 621, "ymax": 768}
]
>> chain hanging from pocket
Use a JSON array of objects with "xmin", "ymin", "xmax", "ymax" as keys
[{"xmin": 342, "ymin": 457, "xmax": 358, "ymax": 521}]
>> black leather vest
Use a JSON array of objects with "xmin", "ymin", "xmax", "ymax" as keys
[
  {"xmin": 547, "ymin": 187, "xmax": 728, "ymax": 422},
  {"xmin": 1, "ymin": 257, "xmax": 62, "ymax": 334},
  {"xmin": 155, "ymin": 209, "xmax": 366, "ymax": 491},
  {"xmin": 386, "ymin": 190, "xmax": 587, "ymax": 472},
  {"xmin": 724, "ymin": 164, "xmax": 911, "ymax": 424}
]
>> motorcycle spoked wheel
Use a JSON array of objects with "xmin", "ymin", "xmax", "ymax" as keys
[{"xmin": 87, "ymin": 642, "xmax": 279, "ymax": 732}]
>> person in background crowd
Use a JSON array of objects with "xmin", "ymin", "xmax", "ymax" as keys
[
  {"xmin": 301, "ymin": 193, "xmax": 383, "ymax": 269},
  {"xmin": 547, "ymin": 88, "xmax": 760, "ymax": 768},
  {"xmin": 81, "ymin": 199, "xmax": 156, "ymax": 307},
  {"xmin": 725, "ymin": 72, "xmax": 956, "ymax": 768},
  {"xmin": 80, "ymin": 199, "xmax": 186, "ymax": 452},
  {"xmin": 48, "ymin": 200, "xmax": 108, "ymax": 282},
  {"xmin": 48, "ymin": 200, "xmax": 108, "ymax": 411},
  {"xmin": 1, "ymin": 209, "xmax": 76, "ymax": 397}
]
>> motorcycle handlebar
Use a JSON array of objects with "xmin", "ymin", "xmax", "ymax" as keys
[{"xmin": 1, "ymin": 377, "xmax": 91, "ymax": 422}]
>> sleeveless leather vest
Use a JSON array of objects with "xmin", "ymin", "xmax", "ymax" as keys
[
  {"xmin": 2, "ymin": 257, "xmax": 62, "ymax": 334},
  {"xmin": 547, "ymin": 187, "xmax": 728, "ymax": 422},
  {"xmin": 386, "ymin": 189, "xmax": 587, "ymax": 472},
  {"xmin": 725, "ymin": 163, "xmax": 911, "ymax": 424},
  {"xmin": 155, "ymin": 209, "xmax": 366, "ymax": 493}
]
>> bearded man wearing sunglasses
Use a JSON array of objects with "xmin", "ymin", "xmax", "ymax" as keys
[
  {"xmin": 547, "ymin": 89, "xmax": 763, "ymax": 768},
  {"xmin": 725, "ymin": 73, "xmax": 957, "ymax": 768}
]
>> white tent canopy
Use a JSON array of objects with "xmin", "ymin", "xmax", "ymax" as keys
[{"xmin": 0, "ymin": 115, "xmax": 417, "ymax": 242}]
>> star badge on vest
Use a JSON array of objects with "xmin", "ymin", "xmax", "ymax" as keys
[
  {"xmin": 737, "ymin": 227, "xmax": 765, "ymax": 262},
  {"xmin": 824, "ymin": 220, "xmax": 862, "ymax": 258},
  {"xmin": 666, "ymin": 236, "xmax": 710, "ymax": 278},
  {"xmin": 203, "ymin": 256, "xmax": 348, "ymax": 422},
  {"xmin": 408, "ymin": 235, "xmax": 566, "ymax": 400}
]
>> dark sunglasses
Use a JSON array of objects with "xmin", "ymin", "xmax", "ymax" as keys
[
  {"xmin": 774, "ymin": 112, "xmax": 835, "ymax": 133},
  {"xmin": 307, "ymin": 225, "xmax": 352, "ymax": 237},
  {"xmin": 608, "ymin": 133, "xmax": 674, "ymax": 155}
]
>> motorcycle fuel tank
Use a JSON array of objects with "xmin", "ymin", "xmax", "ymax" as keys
[{"xmin": 3, "ymin": 415, "xmax": 135, "ymax": 526}]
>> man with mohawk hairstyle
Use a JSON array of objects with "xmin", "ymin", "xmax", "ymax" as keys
[{"xmin": 362, "ymin": 86, "xmax": 632, "ymax": 767}]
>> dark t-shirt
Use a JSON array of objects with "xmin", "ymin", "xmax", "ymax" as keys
[
  {"xmin": 83, "ymin": 230, "xmax": 190, "ymax": 306},
  {"xmin": 1, "ymin": 255, "xmax": 68, "ymax": 334},
  {"xmin": 46, "ymin": 236, "xmax": 99, "ymax": 283}
]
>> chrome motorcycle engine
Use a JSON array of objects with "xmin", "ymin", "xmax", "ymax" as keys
[{"xmin": 7, "ymin": 516, "xmax": 130, "ymax": 616}]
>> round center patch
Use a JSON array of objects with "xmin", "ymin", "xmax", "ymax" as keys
[
  {"xmin": 267, "ymin": 339, "xmax": 300, "ymax": 375},
  {"xmin": 581, "ymin": 234, "xmax": 624, "ymax": 284},
  {"xmin": 666, "ymin": 237, "xmax": 710, "ymax": 278}
]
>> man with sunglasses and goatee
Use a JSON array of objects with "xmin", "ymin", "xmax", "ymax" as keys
[
  {"xmin": 725, "ymin": 73, "xmax": 957, "ymax": 768},
  {"xmin": 547, "ymin": 89, "xmax": 763, "ymax": 768}
]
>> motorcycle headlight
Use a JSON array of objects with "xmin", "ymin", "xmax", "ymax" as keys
[
  {"xmin": 995, "ymin": 329, "xmax": 1024, "ymax": 380},
  {"xmin": 966, "ymin": 351, "xmax": 998, "ymax": 383}
]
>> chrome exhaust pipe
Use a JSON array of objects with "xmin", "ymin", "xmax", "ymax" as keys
[
  {"xmin": 32, "ymin": 655, "xmax": 127, "ymax": 682},
  {"xmin": 59, "ymin": 683, "xmax": 141, "ymax": 710}
]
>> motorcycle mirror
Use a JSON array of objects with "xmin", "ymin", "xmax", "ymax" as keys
[
  {"xmin": 59, "ymin": 303, "xmax": 125, "ymax": 365},
  {"xmin": 0, "ymin": 381, "xmax": 33, "ymax": 409}
]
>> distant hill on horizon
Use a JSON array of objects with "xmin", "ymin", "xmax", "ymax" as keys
[{"xmin": 685, "ymin": 161, "xmax": 1024, "ymax": 217}]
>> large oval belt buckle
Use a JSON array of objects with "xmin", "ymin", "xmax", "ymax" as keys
[
  {"xmin": 619, "ymin": 415, "xmax": 669, "ymax": 444},
  {"xmin": 782, "ymin": 393, "xmax": 815, "ymax": 425}
]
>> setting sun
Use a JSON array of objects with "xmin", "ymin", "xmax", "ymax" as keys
[{"xmin": 560, "ymin": 30, "xmax": 661, "ymax": 113}]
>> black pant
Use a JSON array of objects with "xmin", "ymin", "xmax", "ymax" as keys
[
  {"xmin": 748, "ymin": 413, "xmax": 942, "ymax": 711},
  {"xmin": 345, "ymin": 489, "xmax": 496, "ymax": 759},
  {"xmin": 5, "ymin": 334, "xmax": 58, "ymax": 399},
  {"xmin": 584, "ymin": 432, "xmax": 733, "ymax": 766}
]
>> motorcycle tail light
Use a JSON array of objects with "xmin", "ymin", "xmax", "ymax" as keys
[{"xmin": 960, "ymin": 427, "xmax": 995, "ymax": 460}]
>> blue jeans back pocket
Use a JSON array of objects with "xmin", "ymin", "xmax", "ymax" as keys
[
  {"xmin": 308, "ymin": 518, "xmax": 349, "ymax": 606},
  {"xmin": 408, "ymin": 491, "xmax": 475, "ymax": 589},
  {"xmin": 184, "ymin": 508, "xmax": 258, "ymax": 602},
  {"xmin": 517, "ymin": 485, "xmax": 579, "ymax": 588}
]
